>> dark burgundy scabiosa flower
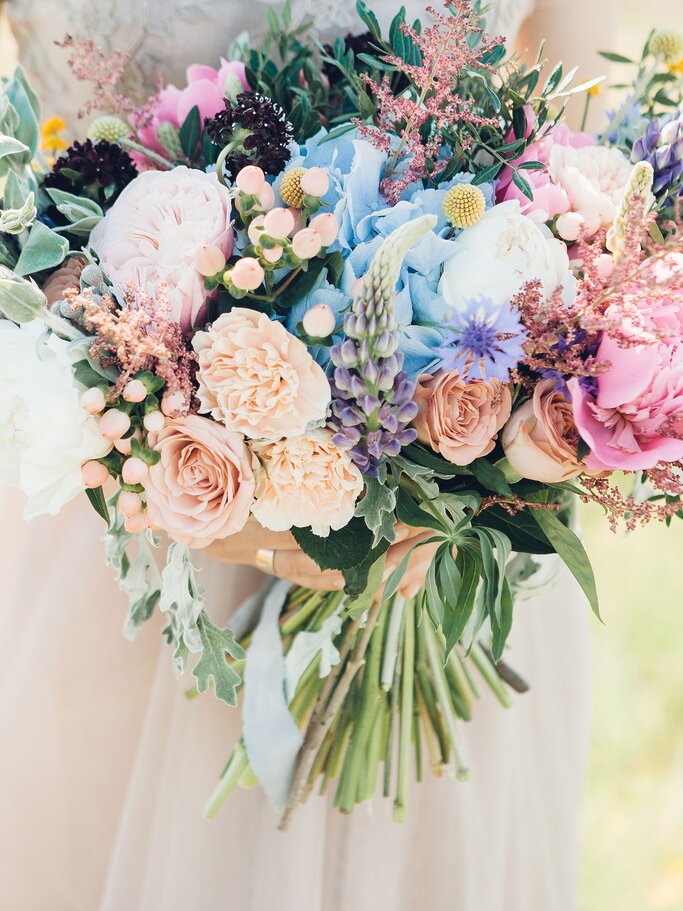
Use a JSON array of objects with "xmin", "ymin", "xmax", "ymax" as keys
[
  {"xmin": 205, "ymin": 92, "xmax": 293, "ymax": 179},
  {"xmin": 43, "ymin": 139, "xmax": 138, "ymax": 210}
]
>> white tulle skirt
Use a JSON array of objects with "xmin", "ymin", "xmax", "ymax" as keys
[{"xmin": 0, "ymin": 485, "xmax": 591, "ymax": 911}]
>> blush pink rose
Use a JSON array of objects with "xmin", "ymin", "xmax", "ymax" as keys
[
  {"xmin": 502, "ymin": 379, "xmax": 584, "ymax": 482},
  {"xmin": 569, "ymin": 323, "xmax": 683, "ymax": 472},
  {"xmin": 137, "ymin": 60, "xmax": 249, "ymax": 157},
  {"xmin": 251, "ymin": 429, "xmax": 364, "ymax": 537},
  {"xmin": 144, "ymin": 414, "xmax": 255, "ymax": 548},
  {"xmin": 413, "ymin": 371, "xmax": 512, "ymax": 466},
  {"xmin": 193, "ymin": 308, "xmax": 331, "ymax": 439},
  {"xmin": 90, "ymin": 167, "xmax": 233, "ymax": 332}
]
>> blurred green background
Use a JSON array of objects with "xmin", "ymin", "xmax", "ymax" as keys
[{"xmin": 1, "ymin": 3, "xmax": 682, "ymax": 908}]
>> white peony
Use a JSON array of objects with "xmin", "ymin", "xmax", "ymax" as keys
[
  {"xmin": 0, "ymin": 321, "xmax": 111, "ymax": 517},
  {"xmin": 439, "ymin": 201, "xmax": 572, "ymax": 313},
  {"xmin": 548, "ymin": 144, "xmax": 632, "ymax": 232}
]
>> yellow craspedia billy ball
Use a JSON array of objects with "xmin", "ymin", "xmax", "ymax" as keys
[
  {"xmin": 88, "ymin": 116, "xmax": 129, "ymax": 144},
  {"xmin": 650, "ymin": 30, "xmax": 683, "ymax": 65},
  {"xmin": 279, "ymin": 167, "xmax": 307, "ymax": 208},
  {"xmin": 442, "ymin": 183, "xmax": 486, "ymax": 229}
]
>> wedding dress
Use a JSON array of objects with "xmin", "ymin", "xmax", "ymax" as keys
[{"xmin": 0, "ymin": 1, "xmax": 591, "ymax": 909}]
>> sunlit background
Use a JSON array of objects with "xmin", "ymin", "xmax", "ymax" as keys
[{"xmin": 1, "ymin": 2, "xmax": 681, "ymax": 908}]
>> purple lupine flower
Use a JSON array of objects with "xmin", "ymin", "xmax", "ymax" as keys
[
  {"xmin": 328, "ymin": 216, "xmax": 437, "ymax": 477},
  {"xmin": 438, "ymin": 296, "xmax": 527, "ymax": 382},
  {"xmin": 632, "ymin": 112, "xmax": 683, "ymax": 201}
]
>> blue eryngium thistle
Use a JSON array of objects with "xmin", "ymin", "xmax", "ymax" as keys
[
  {"xmin": 329, "ymin": 214, "xmax": 437, "ymax": 477},
  {"xmin": 439, "ymin": 296, "xmax": 527, "ymax": 382}
]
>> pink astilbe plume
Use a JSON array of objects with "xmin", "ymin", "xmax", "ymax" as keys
[
  {"xmin": 56, "ymin": 35, "xmax": 155, "ymax": 124},
  {"xmin": 357, "ymin": 1, "xmax": 502, "ymax": 203},
  {"xmin": 64, "ymin": 284, "xmax": 196, "ymax": 410}
]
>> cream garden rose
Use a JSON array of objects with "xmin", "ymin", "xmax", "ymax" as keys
[
  {"xmin": 0, "ymin": 321, "xmax": 111, "ymax": 517},
  {"xmin": 193, "ymin": 308, "xmax": 331, "ymax": 439},
  {"xmin": 502, "ymin": 379, "xmax": 584, "ymax": 482},
  {"xmin": 145, "ymin": 414, "xmax": 255, "ymax": 548},
  {"xmin": 413, "ymin": 370, "xmax": 512, "ymax": 466},
  {"xmin": 90, "ymin": 167, "xmax": 233, "ymax": 332},
  {"xmin": 251, "ymin": 429, "xmax": 364, "ymax": 537}
]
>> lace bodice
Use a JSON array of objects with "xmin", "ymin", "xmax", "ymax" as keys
[{"xmin": 6, "ymin": 0, "xmax": 535, "ymax": 125}]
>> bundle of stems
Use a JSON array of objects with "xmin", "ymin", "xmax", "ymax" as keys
[{"xmin": 204, "ymin": 586, "xmax": 516, "ymax": 826}]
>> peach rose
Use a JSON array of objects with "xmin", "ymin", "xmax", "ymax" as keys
[
  {"xmin": 145, "ymin": 414, "xmax": 255, "ymax": 548},
  {"xmin": 251, "ymin": 429, "xmax": 364, "ymax": 537},
  {"xmin": 90, "ymin": 167, "xmax": 233, "ymax": 332},
  {"xmin": 193, "ymin": 308, "xmax": 331, "ymax": 439},
  {"xmin": 413, "ymin": 371, "xmax": 512, "ymax": 466},
  {"xmin": 502, "ymin": 379, "xmax": 583, "ymax": 482}
]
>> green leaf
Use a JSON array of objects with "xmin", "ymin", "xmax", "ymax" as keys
[
  {"xmin": 512, "ymin": 169, "xmax": 534, "ymax": 201},
  {"xmin": 0, "ymin": 135, "xmax": 30, "ymax": 172},
  {"xmin": 193, "ymin": 611, "xmax": 245, "ymax": 706},
  {"xmin": 395, "ymin": 486, "xmax": 447, "ymax": 533},
  {"xmin": 354, "ymin": 476, "xmax": 397, "ymax": 546},
  {"xmin": 274, "ymin": 257, "xmax": 327, "ymax": 310},
  {"xmin": 490, "ymin": 577, "xmax": 514, "ymax": 660},
  {"xmin": 472, "ymin": 162, "xmax": 503, "ymax": 185},
  {"xmin": 3, "ymin": 171, "xmax": 26, "ymax": 209},
  {"xmin": 85, "ymin": 485, "xmax": 110, "ymax": 524},
  {"xmin": 130, "ymin": 436, "xmax": 161, "ymax": 466},
  {"xmin": 179, "ymin": 105, "xmax": 201, "ymax": 157},
  {"xmin": 14, "ymin": 221, "xmax": 69, "ymax": 276},
  {"xmin": 0, "ymin": 273, "xmax": 45, "ymax": 322},
  {"xmin": 542, "ymin": 62, "xmax": 563, "ymax": 95},
  {"xmin": 470, "ymin": 459, "xmax": 514, "ymax": 497},
  {"xmin": 531, "ymin": 508, "xmax": 600, "ymax": 618},
  {"xmin": 292, "ymin": 516, "xmax": 381, "ymax": 572},
  {"xmin": 345, "ymin": 553, "xmax": 386, "ymax": 617},
  {"xmin": 473, "ymin": 504, "xmax": 553, "ymax": 554},
  {"xmin": 444, "ymin": 549, "xmax": 480, "ymax": 655},
  {"xmin": 5, "ymin": 77, "xmax": 39, "ymax": 159},
  {"xmin": 598, "ymin": 51, "xmax": 634, "ymax": 64},
  {"xmin": 356, "ymin": 0, "xmax": 382, "ymax": 40}
]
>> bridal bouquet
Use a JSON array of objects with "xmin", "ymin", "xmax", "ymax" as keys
[{"xmin": 2, "ymin": 1, "xmax": 683, "ymax": 826}]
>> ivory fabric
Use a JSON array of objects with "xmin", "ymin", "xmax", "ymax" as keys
[{"xmin": 0, "ymin": 2, "xmax": 591, "ymax": 908}]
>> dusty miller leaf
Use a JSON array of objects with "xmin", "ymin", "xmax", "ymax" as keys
[
  {"xmin": 354, "ymin": 475, "xmax": 397, "ymax": 546},
  {"xmin": 193, "ymin": 611, "xmax": 245, "ymax": 706}
]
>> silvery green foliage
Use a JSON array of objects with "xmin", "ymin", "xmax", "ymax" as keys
[
  {"xmin": 0, "ymin": 266, "xmax": 46, "ymax": 322},
  {"xmin": 160, "ymin": 541, "xmax": 206, "ymax": 667},
  {"xmin": 104, "ymin": 516, "xmax": 162, "ymax": 639},
  {"xmin": 158, "ymin": 542, "xmax": 245, "ymax": 705},
  {"xmin": 0, "ymin": 192, "xmax": 37, "ymax": 235},
  {"xmin": 45, "ymin": 188, "xmax": 104, "ymax": 238}
]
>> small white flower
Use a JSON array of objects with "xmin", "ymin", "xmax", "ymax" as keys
[{"xmin": 0, "ymin": 322, "xmax": 111, "ymax": 517}]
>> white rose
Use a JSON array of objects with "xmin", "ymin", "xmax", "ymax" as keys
[
  {"xmin": 0, "ymin": 322, "xmax": 111, "ymax": 517},
  {"xmin": 548, "ymin": 144, "xmax": 632, "ymax": 230},
  {"xmin": 439, "ymin": 201, "xmax": 572, "ymax": 313}
]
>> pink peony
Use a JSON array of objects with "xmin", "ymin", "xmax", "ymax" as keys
[
  {"xmin": 144, "ymin": 414, "xmax": 255, "ymax": 549},
  {"xmin": 90, "ymin": 167, "xmax": 233, "ymax": 332},
  {"xmin": 193, "ymin": 308, "xmax": 331, "ymax": 440},
  {"xmin": 497, "ymin": 115, "xmax": 597, "ymax": 224},
  {"xmin": 569, "ymin": 324, "xmax": 683, "ymax": 472},
  {"xmin": 413, "ymin": 371, "xmax": 512, "ymax": 466},
  {"xmin": 137, "ymin": 60, "xmax": 249, "ymax": 157},
  {"xmin": 502, "ymin": 379, "xmax": 584, "ymax": 482},
  {"xmin": 251, "ymin": 429, "xmax": 364, "ymax": 537}
]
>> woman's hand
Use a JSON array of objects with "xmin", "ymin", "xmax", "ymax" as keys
[{"xmin": 202, "ymin": 519, "xmax": 439, "ymax": 597}]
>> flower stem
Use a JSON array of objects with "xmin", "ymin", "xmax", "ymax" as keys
[
  {"xmin": 423, "ymin": 617, "xmax": 469, "ymax": 780},
  {"xmin": 469, "ymin": 641, "xmax": 513, "ymax": 708},
  {"xmin": 120, "ymin": 138, "xmax": 174, "ymax": 170},
  {"xmin": 393, "ymin": 597, "xmax": 415, "ymax": 822},
  {"xmin": 203, "ymin": 740, "xmax": 249, "ymax": 819}
]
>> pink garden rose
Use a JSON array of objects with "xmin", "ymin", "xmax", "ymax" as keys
[
  {"xmin": 569, "ymin": 322, "xmax": 683, "ymax": 472},
  {"xmin": 144, "ymin": 414, "xmax": 255, "ymax": 548},
  {"xmin": 90, "ymin": 167, "xmax": 233, "ymax": 332},
  {"xmin": 137, "ymin": 60, "xmax": 249, "ymax": 157},
  {"xmin": 502, "ymin": 379, "xmax": 584, "ymax": 482},
  {"xmin": 193, "ymin": 308, "xmax": 331, "ymax": 439},
  {"xmin": 413, "ymin": 371, "xmax": 512, "ymax": 466},
  {"xmin": 251, "ymin": 429, "xmax": 364, "ymax": 537}
]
